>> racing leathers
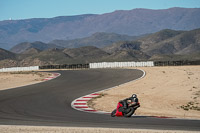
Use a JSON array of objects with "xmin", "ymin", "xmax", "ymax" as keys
[{"xmin": 120, "ymin": 96, "xmax": 139, "ymax": 110}]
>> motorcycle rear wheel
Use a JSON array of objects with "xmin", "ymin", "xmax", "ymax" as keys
[{"xmin": 111, "ymin": 109, "xmax": 116, "ymax": 117}]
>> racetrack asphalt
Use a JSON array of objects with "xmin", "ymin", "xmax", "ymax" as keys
[{"xmin": 0, "ymin": 69, "xmax": 200, "ymax": 131}]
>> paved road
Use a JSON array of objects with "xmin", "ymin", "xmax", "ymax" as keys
[{"xmin": 0, "ymin": 69, "xmax": 200, "ymax": 131}]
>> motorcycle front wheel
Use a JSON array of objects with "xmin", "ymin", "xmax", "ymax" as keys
[
  {"xmin": 111, "ymin": 109, "xmax": 116, "ymax": 117},
  {"xmin": 123, "ymin": 107, "xmax": 135, "ymax": 117}
]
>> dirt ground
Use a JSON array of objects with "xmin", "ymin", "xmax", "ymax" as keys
[
  {"xmin": 0, "ymin": 125, "xmax": 199, "ymax": 133},
  {"xmin": 90, "ymin": 66, "xmax": 200, "ymax": 119},
  {"xmin": 0, "ymin": 71, "xmax": 51, "ymax": 91}
]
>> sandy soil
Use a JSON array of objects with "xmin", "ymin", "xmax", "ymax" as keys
[
  {"xmin": 0, "ymin": 71, "xmax": 51, "ymax": 91},
  {"xmin": 0, "ymin": 125, "xmax": 199, "ymax": 133},
  {"xmin": 90, "ymin": 66, "xmax": 200, "ymax": 119}
]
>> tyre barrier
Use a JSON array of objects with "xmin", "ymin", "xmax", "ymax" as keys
[
  {"xmin": 154, "ymin": 60, "xmax": 200, "ymax": 66},
  {"xmin": 39, "ymin": 64, "xmax": 89, "ymax": 69}
]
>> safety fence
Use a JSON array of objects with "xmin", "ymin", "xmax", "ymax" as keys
[
  {"xmin": 89, "ymin": 61, "xmax": 154, "ymax": 68},
  {"xmin": 0, "ymin": 66, "xmax": 39, "ymax": 72}
]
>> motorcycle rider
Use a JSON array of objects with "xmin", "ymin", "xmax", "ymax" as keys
[{"xmin": 120, "ymin": 94, "xmax": 139, "ymax": 111}]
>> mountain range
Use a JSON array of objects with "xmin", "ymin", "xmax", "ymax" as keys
[
  {"xmin": 104, "ymin": 28, "xmax": 200, "ymax": 56},
  {"xmin": 49, "ymin": 32, "xmax": 142, "ymax": 48},
  {"xmin": 10, "ymin": 32, "xmax": 142, "ymax": 53},
  {"xmin": 1, "ymin": 7, "xmax": 200, "ymax": 50},
  {"xmin": 0, "ymin": 28, "xmax": 200, "ymax": 68}
]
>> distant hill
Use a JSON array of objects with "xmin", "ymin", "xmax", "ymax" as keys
[
  {"xmin": 105, "ymin": 28, "xmax": 200, "ymax": 57},
  {"xmin": 0, "ymin": 48, "xmax": 16, "ymax": 60},
  {"xmin": 10, "ymin": 41, "xmax": 62, "ymax": 53},
  {"xmin": 107, "ymin": 28, "xmax": 200, "ymax": 62},
  {"xmin": 139, "ymin": 28, "xmax": 200, "ymax": 55},
  {"xmin": 0, "ymin": 45, "xmax": 147, "ymax": 67},
  {"xmin": 11, "ymin": 32, "xmax": 143, "ymax": 53},
  {"xmin": 103, "ymin": 41, "xmax": 141, "ymax": 53},
  {"xmin": 50, "ymin": 32, "xmax": 141, "ymax": 48},
  {"xmin": 105, "ymin": 50, "xmax": 149, "ymax": 62},
  {"xmin": 33, "ymin": 48, "xmax": 70, "ymax": 60},
  {"xmin": 149, "ymin": 52, "xmax": 200, "ymax": 61},
  {"xmin": 139, "ymin": 29, "xmax": 184, "ymax": 50},
  {"xmin": 103, "ymin": 41, "xmax": 149, "ymax": 61},
  {"xmin": 1, "ymin": 7, "xmax": 200, "ymax": 49},
  {"xmin": 63, "ymin": 46, "xmax": 109, "ymax": 59},
  {"xmin": 15, "ymin": 48, "xmax": 42, "ymax": 60},
  {"xmin": 21, "ymin": 48, "xmax": 41, "ymax": 55}
]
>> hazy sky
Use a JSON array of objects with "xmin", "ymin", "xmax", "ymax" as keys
[{"xmin": 1, "ymin": 0, "xmax": 200, "ymax": 20}]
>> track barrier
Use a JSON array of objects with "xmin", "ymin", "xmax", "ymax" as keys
[
  {"xmin": 39, "ymin": 64, "xmax": 89, "ymax": 69},
  {"xmin": 0, "ymin": 66, "xmax": 39, "ymax": 72},
  {"xmin": 154, "ymin": 60, "xmax": 200, "ymax": 66},
  {"xmin": 0, "ymin": 60, "xmax": 200, "ymax": 72},
  {"xmin": 89, "ymin": 61, "xmax": 154, "ymax": 68}
]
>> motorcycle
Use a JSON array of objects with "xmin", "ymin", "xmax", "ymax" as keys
[{"xmin": 111, "ymin": 101, "xmax": 140, "ymax": 117}]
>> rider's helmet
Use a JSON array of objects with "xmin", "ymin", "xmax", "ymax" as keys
[{"xmin": 132, "ymin": 94, "xmax": 137, "ymax": 98}]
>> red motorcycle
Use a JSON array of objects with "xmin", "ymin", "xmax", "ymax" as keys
[{"xmin": 111, "ymin": 101, "xmax": 140, "ymax": 117}]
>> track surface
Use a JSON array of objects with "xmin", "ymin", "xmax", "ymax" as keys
[{"xmin": 0, "ymin": 69, "xmax": 200, "ymax": 131}]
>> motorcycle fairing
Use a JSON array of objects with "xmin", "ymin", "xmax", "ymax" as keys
[{"xmin": 115, "ymin": 102, "xmax": 123, "ymax": 117}]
